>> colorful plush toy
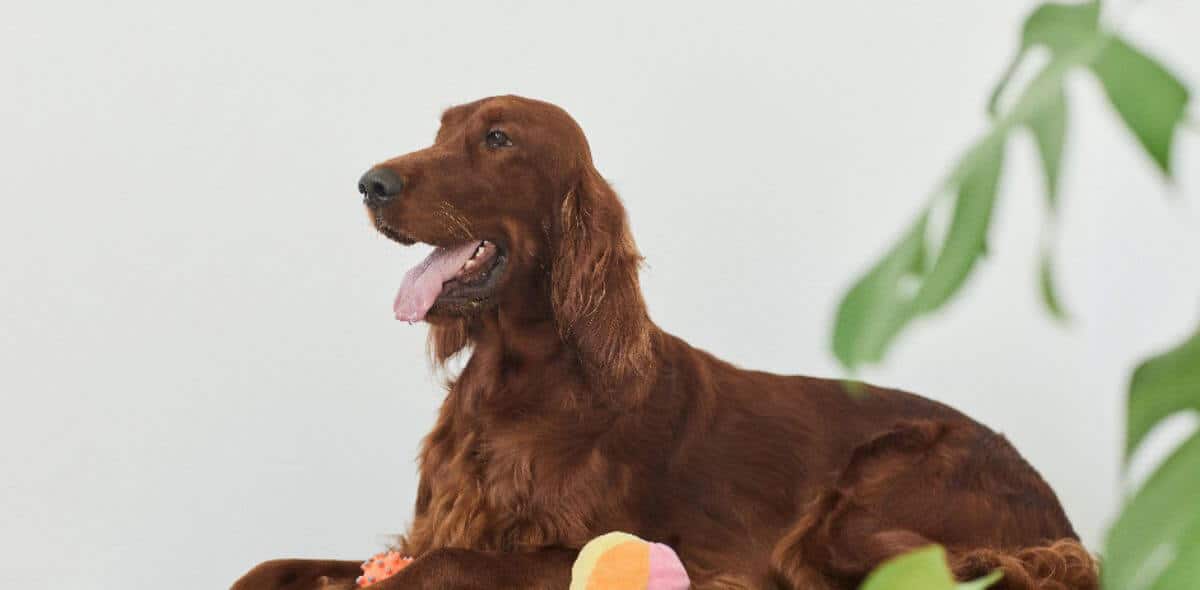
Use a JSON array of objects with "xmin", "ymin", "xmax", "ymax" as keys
[
  {"xmin": 570, "ymin": 532, "xmax": 690, "ymax": 590},
  {"xmin": 354, "ymin": 532, "xmax": 689, "ymax": 589}
]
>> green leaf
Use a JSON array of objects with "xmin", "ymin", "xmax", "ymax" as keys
[
  {"xmin": 860, "ymin": 545, "xmax": 1002, "ymax": 590},
  {"xmin": 1038, "ymin": 251, "xmax": 1068, "ymax": 322},
  {"xmin": 914, "ymin": 135, "xmax": 1006, "ymax": 313},
  {"xmin": 832, "ymin": 135, "xmax": 1004, "ymax": 371},
  {"xmin": 1021, "ymin": 1, "xmax": 1100, "ymax": 53},
  {"xmin": 1104, "ymin": 431, "xmax": 1200, "ymax": 590},
  {"xmin": 1090, "ymin": 37, "xmax": 1191, "ymax": 176},
  {"xmin": 833, "ymin": 215, "xmax": 928, "ymax": 369},
  {"xmin": 1110, "ymin": 324, "xmax": 1200, "ymax": 588},
  {"xmin": 831, "ymin": 0, "xmax": 1192, "ymax": 371},
  {"xmin": 1027, "ymin": 85, "xmax": 1068, "ymax": 210},
  {"xmin": 1125, "ymin": 324, "xmax": 1200, "ymax": 459},
  {"xmin": 988, "ymin": 1, "xmax": 1099, "ymax": 116},
  {"xmin": 1148, "ymin": 541, "xmax": 1200, "ymax": 590}
]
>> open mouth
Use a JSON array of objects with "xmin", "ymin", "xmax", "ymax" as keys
[
  {"xmin": 386, "ymin": 231, "xmax": 507, "ymax": 322},
  {"xmin": 372, "ymin": 211, "xmax": 507, "ymax": 322}
]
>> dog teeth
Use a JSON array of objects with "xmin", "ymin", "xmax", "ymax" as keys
[{"xmin": 456, "ymin": 240, "xmax": 496, "ymax": 279}]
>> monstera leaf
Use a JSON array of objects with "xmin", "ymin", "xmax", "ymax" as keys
[
  {"xmin": 832, "ymin": 0, "xmax": 1190, "ymax": 371},
  {"xmin": 859, "ymin": 546, "xmax": 1000, "ymax": 590},
  {"xmin": 1104, "ymin": 326, "xmax": 1200, "ymax": 590},
  {"xmin": 841, "ymin": 2, "xmax": 1197, "ymax": 589}
]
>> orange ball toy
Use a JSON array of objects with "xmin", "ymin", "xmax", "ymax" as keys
[{"xmin": 356, "ymin": 551, "xmax": 414, "ymax": 587}]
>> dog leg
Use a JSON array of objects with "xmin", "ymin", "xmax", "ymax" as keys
[
  {"xmin": 368, "ymin": 547, "xmax": 577, "ymax": 590},
  {"xmin": 230, "ymin": 559, "xmax": 362, "ymax": 590}
]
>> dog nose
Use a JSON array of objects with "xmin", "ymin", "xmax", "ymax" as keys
[{"xmin": 358, "ymin": 167, "xmax": 404, "ymax": 207}]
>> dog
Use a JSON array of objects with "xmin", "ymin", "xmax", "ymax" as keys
[{"xmin": 232, "ymin": 96, "xmax": 1097, "ymax": 589}]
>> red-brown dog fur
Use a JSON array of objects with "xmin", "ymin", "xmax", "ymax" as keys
[{"xmin": 232, "ymin": 96, "xmax": 1097, "ymax": 589}]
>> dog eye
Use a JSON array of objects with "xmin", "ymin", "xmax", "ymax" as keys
[{"xmin": 485, "ymin": 130, "xmax": 512, "ymax": 148}]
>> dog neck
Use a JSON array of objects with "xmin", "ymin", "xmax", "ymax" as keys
[
  {"xmin": 484, "ymin": 304, "xmax": 564, "ymax": 367},
  {"xmin": 448, "ymin": 300, "xmax": 657, "ymax": 413}
]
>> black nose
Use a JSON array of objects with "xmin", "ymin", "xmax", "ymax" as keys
[{"xmin": 357, "ymin": 167, "xmax": 404, "ymax": 207}]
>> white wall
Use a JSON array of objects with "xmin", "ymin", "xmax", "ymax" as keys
[{"xmin": 2, "ymin": 1, "xmax": 1197, "ymax": 587}]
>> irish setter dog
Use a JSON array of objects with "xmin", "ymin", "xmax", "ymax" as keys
[{"xmin": 232, "ymin": 96, "xmax": 1097, "ymax": 589}]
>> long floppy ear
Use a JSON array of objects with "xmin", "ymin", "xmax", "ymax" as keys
[{"xmin": 552, "ymin": 163, "xmax": 654, "ymax": 389}]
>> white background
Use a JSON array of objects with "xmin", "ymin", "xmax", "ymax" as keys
[{"xmin": 2, "ymin": 1, "xmax": 1198, "ymax": 587}]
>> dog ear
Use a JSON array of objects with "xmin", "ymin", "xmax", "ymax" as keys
[{"xmin": 551, "ymin": 163, "xmax": 653, "ymax": 389}]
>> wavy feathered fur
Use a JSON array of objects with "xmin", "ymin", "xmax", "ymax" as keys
[{"xmin": 232, "ymin": 96, "xmax": 1096, "ymax": 590}]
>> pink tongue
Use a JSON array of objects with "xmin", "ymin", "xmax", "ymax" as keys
[{"xmin": 393, "ymin": 241, "xmax": 480, "ymax": 322}]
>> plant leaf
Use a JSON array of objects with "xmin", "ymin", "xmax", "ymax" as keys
[
  {"xmin": 860, "ymin": 546, "xmax": 955, "ymax": 590},
  {"xmin": 1021, "ymin": 1, "xmax": 1100, "ymax": 53},
  {"xmin": 1125, "ymin": 324, "xmax": 1200, "ymax": 459},
  {"xmin": 860, "ymin": 545, "xmax": 1002, "ymax": 590},
  {"xmin": 1090, "ymin": 37, "xmax": 1191, "ymax": 176},
  {"xmin": 1104, "ymin": 431, "xmax": 1200, "ymax": 590},
  {"xmin": 833, "ymin": 134, "xmax": 1005, "ymax": 371},
  {"xmin": 1027, "ymin": 85, "xmax": 1068, "ymax": 210},
  {"xmin": 1147, "ymin": 541, "xmax": 1200, "ymax": 590},
  {"xmin": 833, "ymin": 215, "xmax": 928, "ymax": 369},
  {"xmin": 1038, "ymin": 251, "xmax": 1068, "ymax": 322},
  {"xmin": 988, "ymin": 1, "xmax": 1099, "ymax": 116},
  {"xmin": 914, "ymin": 135, "xmax": 1006, "ymax": 312},
  {"xmin": 831, "ymin": 0, "xmax": 1191, "ymax": 372}
]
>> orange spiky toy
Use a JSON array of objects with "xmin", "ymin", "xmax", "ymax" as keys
[{"xmin": 355, "ymin": 551, "xmax": 414, "ymax": 587}]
